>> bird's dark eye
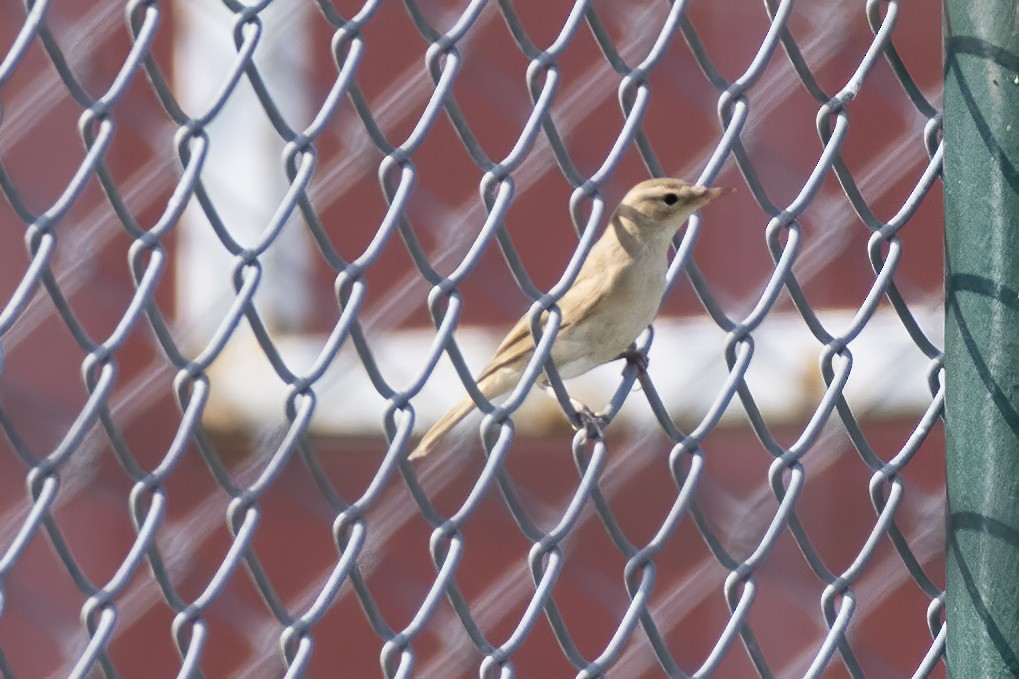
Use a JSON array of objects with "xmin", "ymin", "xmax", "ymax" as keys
[{"xmin": 662, "ymin": 193, "xmax": 679, "ymax": 206}]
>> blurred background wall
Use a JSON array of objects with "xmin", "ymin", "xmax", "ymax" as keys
[{"xmin": 0, "ymin": 1, "xmax": 944, "ymax": 676}]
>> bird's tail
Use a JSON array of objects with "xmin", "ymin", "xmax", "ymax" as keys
[{"xmin": 408, "ymin": 395, "xmax": 478, "ymax": 460}]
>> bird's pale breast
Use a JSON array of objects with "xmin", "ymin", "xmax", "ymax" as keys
[{"xmin": 552, "ymin": 253, "xmax": 666, "ymax": 378}]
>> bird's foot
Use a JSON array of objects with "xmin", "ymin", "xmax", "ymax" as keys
[
  {"xmin": 617, "ymin": 348, "xmax": 649, "ymax": 374},
  {"xmin": 576, "ymin": 406, "xmax": 608, "ymax": 440}
]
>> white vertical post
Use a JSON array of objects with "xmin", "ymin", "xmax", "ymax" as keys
[{"xmin": 172, "ymin": 0, "xmax": 312, "ymax": 341}]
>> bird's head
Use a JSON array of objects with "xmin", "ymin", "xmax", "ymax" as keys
[{"xmin": 618, "ymin": 178, "xmax": 731, "ymax": 231}]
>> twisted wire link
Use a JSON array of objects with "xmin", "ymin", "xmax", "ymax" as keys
[{"xmin": 0, "ymin": 0, "xmax": 945, "ymax": 677}]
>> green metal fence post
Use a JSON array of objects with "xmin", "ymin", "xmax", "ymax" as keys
[{"xmin": 944, "ymin": 1, "xmax": 1019, "ymax": 676}]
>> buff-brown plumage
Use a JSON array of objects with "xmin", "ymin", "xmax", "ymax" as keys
[{"xmin": 410, "ymin": 178, "xmax": 730, "ymax": 459}]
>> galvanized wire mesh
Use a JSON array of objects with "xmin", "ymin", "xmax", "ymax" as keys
[{"xmin": 0, "ymin": 0, "xmax": 945, "ymax": 677}]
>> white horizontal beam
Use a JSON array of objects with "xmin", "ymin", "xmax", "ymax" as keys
[{"xmin": 203, "ymin": 307, "xmax": 944, "ymax": 438}]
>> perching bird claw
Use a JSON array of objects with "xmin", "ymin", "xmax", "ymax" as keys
[
  {"xmin": 576, "ymin": 407, "xmax": 608, "ymax": 440},
  {"xmin": 617, "ymin": 348, "xmax": 649, "ymax": 374}
]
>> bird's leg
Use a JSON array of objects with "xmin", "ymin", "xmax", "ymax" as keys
[
  {"xmin": 537, "ymin": 380, "xmax": 608, "ymax": 439},
  {"xmin": 616, "ymin": 347, "xmax": 649, "ymax": 374},
  {"xmin": 565, "ymin": 394, "xmax": 603, "ymax": 438},
  {"xmin": 575, "ymin": 403, "xmax": 608, "ymax": 440}
]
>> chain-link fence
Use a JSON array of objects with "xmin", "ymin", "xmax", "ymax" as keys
[{"xmin": 0, "ymin": 1, "xmax": 945, "ymax": 676}]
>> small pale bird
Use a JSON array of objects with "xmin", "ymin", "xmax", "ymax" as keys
[{"xmin": 410, "ymin": 178, "xmax": 730, "ymax": 459}]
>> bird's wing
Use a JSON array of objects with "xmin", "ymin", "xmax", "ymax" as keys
[
  {"xmin": 475, "ymin": 271, "xmax": 608, "ymax": 385},
  {"xmin": 474, "ymin": 312, "xmax": 540, "ymax": 384}
]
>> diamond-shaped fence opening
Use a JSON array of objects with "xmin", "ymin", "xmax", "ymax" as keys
[{"xmin": 0, "ymin": 1, "xmax": 946, "ymax": 677}]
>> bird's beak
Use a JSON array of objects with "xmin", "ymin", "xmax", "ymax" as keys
[{"xmin": 690, "ymin": 185, "xmax": 733, "ymax": 209}]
